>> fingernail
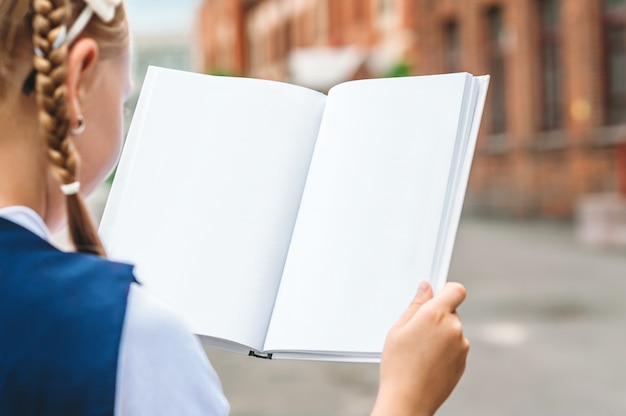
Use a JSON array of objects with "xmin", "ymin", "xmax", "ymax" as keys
[{"xmin": 417, "ymin": 281, "xmax": 429, "ymax": 295}]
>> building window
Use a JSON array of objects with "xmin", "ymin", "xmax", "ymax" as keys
[
  {"xmin": 443, "ymin": 20, "xmax": 460, "ymax": 73},
  {"xmin": 604, "ymin": 0, "xmax": 626, "ymax": 125},
  {"xmin": 486, "ymin": 6, "xmax": 507, "ymax": 135},
  {"xmin": 380, "ymin": 0, "xmax": 394, "ymax": 19},
  {"xmin": 540, "ymin": 0, "xmax": 562, "ymax": 130},
  {"xmin": 328, "ymin": 0, "xmax": 342, "ymax": 44},
  {"xmin": 271, "ymin": 30, "xmax": 278, "ymax": 63},
  {"xmin": 354, "ymin": 0, "xmax": 366, "ymax": 24},
  {"xmin": 247, "ymin": 25, "xmax": 259, "ymax": 70},
  {"xmin": 284, "ymin": 20, "xmax": 293, "ymax": 58},
  {"xmin": 380, "ymin": 0, "xmax": 392, "ymax": 13}
]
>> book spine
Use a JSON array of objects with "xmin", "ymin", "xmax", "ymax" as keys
[{"xmin": 248, "ymin": 351, "xmax": 273, "ymax": 360}]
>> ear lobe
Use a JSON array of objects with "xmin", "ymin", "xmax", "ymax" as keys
[{"xmin": 66, "ymin": 38, "xmax": 100, "ymax": 128}]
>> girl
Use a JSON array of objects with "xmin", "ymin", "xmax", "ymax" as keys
[{"xmin": 0, "ymin": 0, "xmax": 469, "ymax": 414}]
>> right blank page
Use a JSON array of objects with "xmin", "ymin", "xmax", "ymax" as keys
[{"xmin": 265, "ymin": 73, "xmax": 475, "ymax": 355}]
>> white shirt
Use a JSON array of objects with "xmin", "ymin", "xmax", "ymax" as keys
[{"xmin": 0, "ymin": 206, "xmax": 230, "ymax": 416}]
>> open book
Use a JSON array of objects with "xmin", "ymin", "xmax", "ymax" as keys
[{"xmin": 99, "ymin": 66, "xmax": 489, "ymax": 362}]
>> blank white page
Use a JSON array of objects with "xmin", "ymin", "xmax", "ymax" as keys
[
  {"xmin": 265, "ymin": 73, "xmax": 473, "ymax": 354},
  {"xmin": 100, "ymin": 67, "xmax": 327, "ymax": 351}
]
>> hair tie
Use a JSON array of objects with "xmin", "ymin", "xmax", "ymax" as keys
[
  {"xmin": 52, "ymin": 25, "xmax": 68, "ymax": 49},
  {"xmin": 66, "ymin": 0, "xmax": 123, "ymax": 44},
  {"xmin": 66, "ymin": 7, "xmax": 94, "ymax": 44},
  {"xmin": 28, "ymin": 0, "xmax": 123, "ymax": 92},
  {"xmin": 60, "ymin": 181, "xmax": 81, "ymax": 196},
  {"xmin": 34, "ymin": 24, "xmax": 67, "ymax": 57}
]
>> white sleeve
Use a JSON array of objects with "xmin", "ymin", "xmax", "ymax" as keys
[{"xmin": 115, "ymin": 283, "xmax": 229, "ymax": 416}]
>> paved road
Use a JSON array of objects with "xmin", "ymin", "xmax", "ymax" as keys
[{"xmin": 74, "ymin": 188, "xmax": 626, "ymax": 415}]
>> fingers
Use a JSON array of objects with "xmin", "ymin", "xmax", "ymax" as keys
[
  {"xmin": 396, "ymin": 281, "xmax": 433, "ymax": 326},
  {"xmin": 434, "ymin": 282, "xmax": 467, "ymax": 312},
  {"xmin": 378, "ymin": 281, "xmax": 469, "ymax": 416},
  {"xmin": 395, "ymin": 281, "xmax": 467, "ymax": 327}
]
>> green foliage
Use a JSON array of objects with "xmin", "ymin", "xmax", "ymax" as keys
[
  {"xmin": 105, "ymin": 168, "xmax": 117, "ymax": 185},
  {"xmin": 207, "ymin": 69, "xmax": 237, "ymax": 77},
  {"xmin": 385, "ymin": 61, "xmax": 412, "ymax": 78}
]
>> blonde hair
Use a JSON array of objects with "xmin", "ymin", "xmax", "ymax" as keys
[{"xmin": 1, "ymin": 0, "xmax": 129, "ymax": 256}]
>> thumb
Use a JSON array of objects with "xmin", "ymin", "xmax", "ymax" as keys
[
  {"xmin": 396, "ymin": 281, "xmax": 433, "ymax": 326},
  {"xmin": 433, "ymin": 282, "xmax": 467, "ymax": 312}
]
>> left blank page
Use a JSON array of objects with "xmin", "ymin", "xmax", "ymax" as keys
[{"xmin": 100, "ymin": 67, "xmax": 327, "ymax": 351}]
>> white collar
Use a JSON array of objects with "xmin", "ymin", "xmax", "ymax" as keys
[{"xmin": 0, "ymin": 206, "xmax": 53, "ymax": 242}]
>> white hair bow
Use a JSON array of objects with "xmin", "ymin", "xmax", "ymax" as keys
[
  {"xmin": 66, "ymin": 0, "xmax": 123, "ymax": 44},
  {"xmin": 34, "ymin": 0, "xmax": 122, "ymax": 57},
  {"xmin": 34, "ymin": 0, "xmax": 122, "ymax": 56}
]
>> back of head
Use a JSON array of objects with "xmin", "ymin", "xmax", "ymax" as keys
[{"xmin": 0, "ymin": 0, "xmax": 129, "ymax": 256}]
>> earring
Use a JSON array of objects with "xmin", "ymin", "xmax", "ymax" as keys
[{"xmin": 70, "ymin": 115, "xmax": 86, "ymax": 136}]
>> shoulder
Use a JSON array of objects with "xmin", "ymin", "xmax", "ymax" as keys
[
  {"xmin": 121, "ymin": 283, "xmax": 190, "ymax": 345},
  {"xmin": 115, "ymin": 283, "xmax": 229, "ymax": 416}
]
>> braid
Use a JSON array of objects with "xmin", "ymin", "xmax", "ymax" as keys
[{"xmin": 31, "ymin": 0, "xmax": 106, "ymax": 257}]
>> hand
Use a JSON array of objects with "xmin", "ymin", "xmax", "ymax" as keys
[{"xmin": 371, "ymin": 281, "xmax": 469, "ymax": 416}]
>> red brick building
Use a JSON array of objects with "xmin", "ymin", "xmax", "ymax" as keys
[
  {"xmin": 197, "ymin": 0, "xmax": 626, "ymax": 218},
  {"xmin": 197, "ymin": 0, "xmax": 415, "ymax": 81}
]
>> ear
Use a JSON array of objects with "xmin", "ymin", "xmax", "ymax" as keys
[{"xmin": 66, "ymin": 38, "xmax": 100, "ymax": 130}]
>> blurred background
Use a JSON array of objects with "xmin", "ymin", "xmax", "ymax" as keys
[{"xmin": 92, "ymin": 0, "xmax": 626, "ymax": 414}]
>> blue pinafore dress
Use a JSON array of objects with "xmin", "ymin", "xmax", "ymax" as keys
[{"xmin": 0, "ymin": 217, "xmax": 135, "ymax": 415}]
